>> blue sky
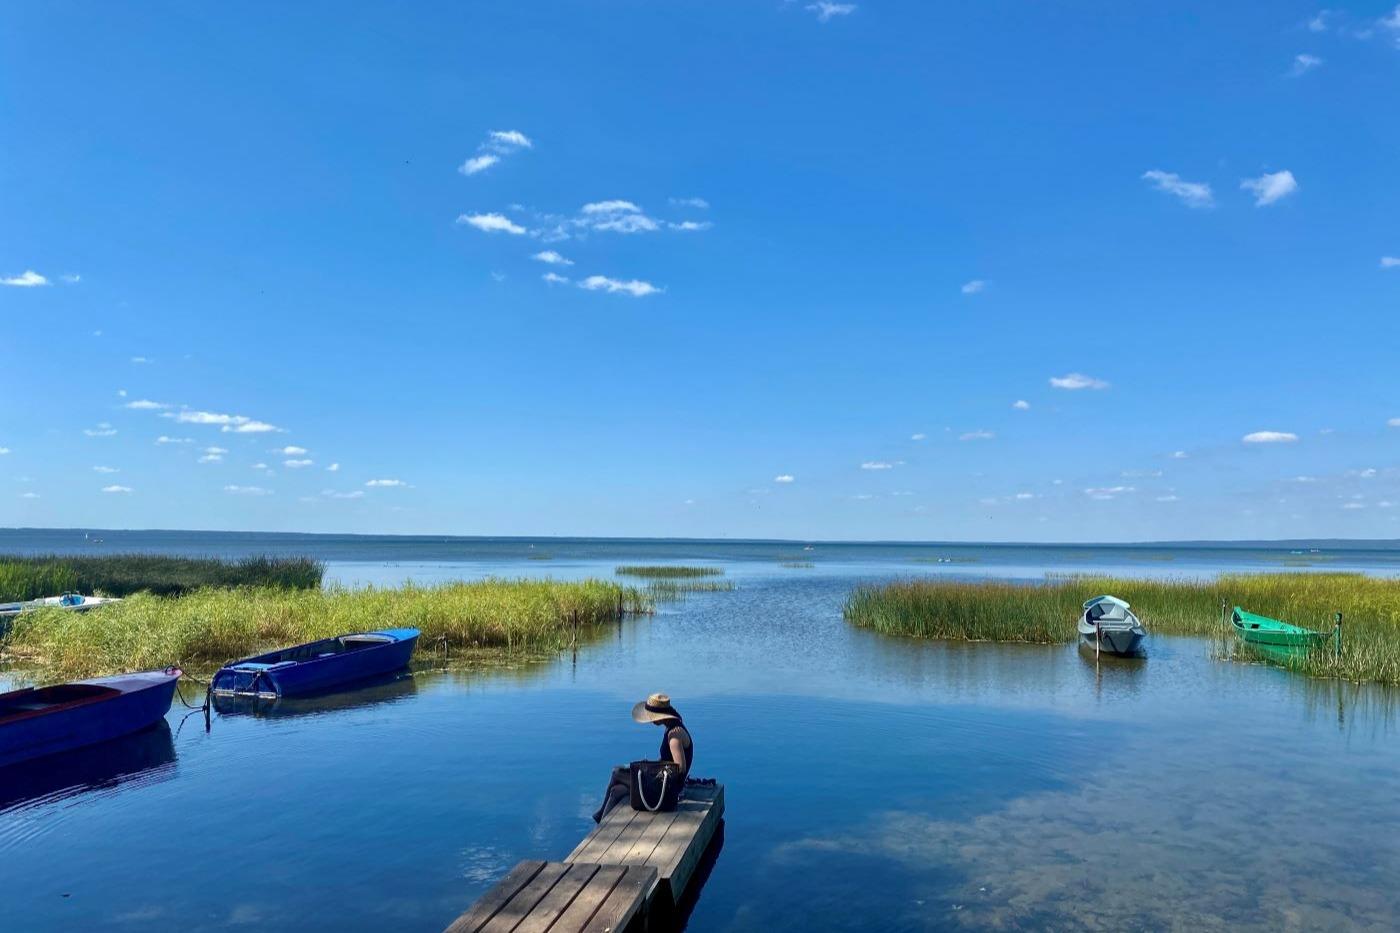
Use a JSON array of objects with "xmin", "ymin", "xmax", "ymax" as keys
[{"xmin": 2, "ymin": 1, "xmax": 1399, "ymax": 541}]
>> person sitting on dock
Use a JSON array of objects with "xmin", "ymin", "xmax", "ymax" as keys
[{"xmin": 592, "ymin": 692, "xmax": 693, "ymax": 823}]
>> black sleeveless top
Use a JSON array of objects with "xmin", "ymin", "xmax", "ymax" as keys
[{"xmin": 659, "ymin": 722, "xmax": 693, "ymax": 778}]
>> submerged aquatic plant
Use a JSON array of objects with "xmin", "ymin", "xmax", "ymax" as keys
[
  {"xmin": 4, "ymin": 578, "xmax": 649, "ymax": 679},
  {"xmin": 843, "ymin": 573, "xmax": 1400, "ymax": 686}
]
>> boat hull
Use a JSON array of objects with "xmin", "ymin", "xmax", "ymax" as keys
[
  {"xmin": 0, "ymin": 670, "xmax": 180, "ymax": 770},
  {"xmin": 1077, "ymin": 627, "xmax": 1146, "ymax": 657},
  {"xmin": 211, "ymin": 629, "xmax": 419, "ymax": 698}
]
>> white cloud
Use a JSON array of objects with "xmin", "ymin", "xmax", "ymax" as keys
[
  {"xmin": 1388, "ymin": 417, "xmax": 1400, "ymax": 427},
  {"xmin": 1085, "ymin": 485, "xmax": 1135, "ymax": 500},
  {"xmin": 592, "ymin": 213, "xmax": 660, "ymax": 234},
  {"xmin": 365, "ymin": 478, "xmax": 408, "ymax": 487},
  {"xmin": 579, "ymin": 275, "xmax": 661, "ymax": 297},
  {"xmin": 165, "ymin": 409, "xmax": 282, "ymax": 434},
  {"xmin": 1308, "ymin": 11, "xmax": 1329, "ymax": 32},
  {"xmin": 1156, "ymin": 494, "xmax": 1180, "ymax": 502},
  {"xmin": 251, "ymin": 462, "xmax": 268, "ymax": 470},
  {"xmin": 1290, "ymin": 53, "xmax": 1324, "ymax": 76},
  {"xmin": 459, "ymin": 154, "xmax": 500, "ymax": 175},
  {"xmin": 581, "ymin": 200, "xmax": 641, "ymax": 215},
  {"xmin": 224, "ymin": 485, "xmax": 272, "ymax": 496},
  {"xmin": 1241, "ymin": 170, "xmax": 1299, "ymax": 206},
  {"xmin": 1, "ymin": 270, "xmax": 48, "ymax": 287},
  {"xmin": 101, "ymin": 484, "xmax": 133, "ymax": 494},
  {"xmin": 961, "ymin": 279, "xmax": 986, "ymax": 295},
  {"xmin": 0, "ymin": 447, "xmax": 8, "ymax": 455},
  {"xmin": 959, "ymin": 430, "xmax": 995, "ymax": 441},
  {"xmin": 668, "ymin": 220, "xmax": 712, "ymax": 232},
  {"xmin": 1049, "ymin": 373, "xmax": 1109, "ymax": 390},
  {"xmin": 1292, "ymin": 475, "xmax": 1318, "ymax": 483},
  {"xmin": 488, "ymin": 129, "xmax": 532, "ymax": 149},
  {"xmin": 84, "ymin": 423, "xmax": 117, "ymax": 437},
  {"xmin": 1014, "ymin": 492, "xmax": 1037, "ymax": 500},
  {"xmin": 1170, "ymin": 450, "xmax": 1189, "ymax": 459},
  {"xmin": 284, "ymin": 459, "xmax": 314, "ymax": 468},
  {"xmin": 60, "ymin": 273, "xmax": 81, "ymax": 284},
  {"xmin": 130, "ymin": 356, "xmax": 151, "ymax": 364},
  {"xmin": 774, "ymin": 474, "xmax": 795, "ymax": 483},
  {"xmin": 326, "ymin": 462, "xmax": 340, "ymax": 472},
  {"xmin": 807, "ymin": 1, "xmax": 856, "ymax": 22},
  {"xmin": 123, "ymin": 399, "xmax": 170, "ymax": 410},
  {"xmin": 1141, "ymin": 170, "xmax": 1214, "ymax": 209},
  {"xmin": 156, "ymin": 435, "xmax": 193, "ymax": 445},
  {"xmin": 457, "ymin": 212, "xmax": 527, "ymax": 235},
  {"xmin": 1242, "ymin": 431, "xmax": 1299, "ymax": 443},
  {"xmin": 323, "ymin": 489, "xmax": 365, "ymax": 499},
  {"xmin": 225, "ymin": 420, "xmax": 278, "ymax": 434},
  {"xmin": 1343, "ymin": 501, "xmax": 1366, "ymax": 510},
  {"xmin": 532, "ymin": 250, "xmax": 574, "ymax": 266},
  {"xmin": 670, "ymin": 197, "xmax": 709, "ymax": 209},
  {"xmin": 278, "ymin": 445, "xmax": 308, "ymax": 455},
  {"xmin": 1380, "ymin": 257, "xmax": 1400, "ymax": 269},
  {"xmin": 92, "ymin": 466, "xmax": 119, "ymax": 474},
  {"xmin": 20, "ymin": 492, "xmax": 39, "ymax": 499},
  {"xmin": 910, "ymin": 433, "xmax": 927, "ymax": 441},
  {"xmin": 542, "ymin": 272, "xmax": 570, "ymax": 285},
  {"xmin": 861, "ymin": 461, "xmax": 894, "ymax": 470},
  {"xmin": 1012, "ymin": 400, "xmax": 1030, "ymax": 410}
]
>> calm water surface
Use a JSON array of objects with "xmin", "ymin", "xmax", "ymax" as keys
[{"xmin": 3, "ymin": 534, "xmax": 1399, "ymax": 930}]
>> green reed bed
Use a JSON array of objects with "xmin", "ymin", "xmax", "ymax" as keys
[
  {"xmin": 0, "ymin": 553, "xmax": 324, "ymax": 601},
  {"xmin": 843, "ymin": 573, "xmax": 1400, "ymax": 685},
  {"xmin": 3, "ymin": 578, "xmax": 649, "ymax": 679},
  {"xmin": 615, "ymin": 565, "xmax": 724, "ymax": 578},
  {"xmin": 646, "ymin": 579, "xmax": 737, "ymax": 602}
]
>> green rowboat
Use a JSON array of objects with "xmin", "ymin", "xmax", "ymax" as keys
[{"xmin": 1231, "ymin": 606, "xmax": 1336, "ymax": 650}]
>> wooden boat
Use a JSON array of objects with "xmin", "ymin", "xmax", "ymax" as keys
[
  {"xmin": 210, "ymin": 628, "xmax": 420, "ymax": 698},
  {"xmin": 0, "ymin": 668, "xmax": 181, "ymax": 769},
  {"xmin": 1078, "ymin": 595, "xmax": 1146, "ymax": 656},
  {"xmin": 1231, "ymin": 607, "xmax": 1336, "ymax": 650}
]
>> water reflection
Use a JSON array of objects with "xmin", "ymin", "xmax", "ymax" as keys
[
  {"xmin": 210, "ymin": 670, "xmax": 419, "ymax": 719},
  {"xmin": 0, "ymin": 721, "xmax": 176, "ymax": 813}
]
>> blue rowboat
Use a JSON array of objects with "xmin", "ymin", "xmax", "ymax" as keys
[
  {"xmin": 0, "ymin": 668, "xmax": 181, "ymax": 770},
  {"xmin": 210, "ymin": 628, "xmax": 420, "ymax": 698}
]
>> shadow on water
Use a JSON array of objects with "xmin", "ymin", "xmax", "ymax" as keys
[
  {"xmin": 0, "ymin": 720, "xmax": 177, "ymax": 813},
  {"xmin": 210, "ymin": 670, "xmax": 419, "ymax": 719}
]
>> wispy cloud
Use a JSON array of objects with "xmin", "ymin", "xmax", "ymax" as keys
[
  {"xmin": 542, "ymin": 272, "xmax": 570, "ymax": 285},
  {"xmin": 1242, "ymin": 430, "xmax": 1299, "ymax": 443},
  {"xmin": 579, "ymin": 275, "xmax": 661, "ymax": 297},
  {"xmin": 806, "ymin": 1, "xmax": 857, "ymax": 22},
  {"xmin": 92, "ymin": 466, "xmax": 119, "ymax": 474},
  {"xmin": 1085, "ymin": 485, "xmax": 1134, "ymax": 500},
  {"xmin": 0, "ymin": 447, "xmax": 9, "ymax": 455},
  {"xmin": 457, "ymin": 212, "xmax": 527, "ymax": 235},
  {"xmin": 365, "ymin": 478, "xmax": 409, "ymax": 488},
  {"xmin": 774, "ymin": 474, "xmax": 795, "ymax": 484},
  {"xmin": 861, "ymin": 461, "xmax": 894, "ymax": 470},
  {"xmin": 130, "ymin": 356, "xmax": 151, "ymax": 364},
  {"xmin": 1308, "ymin": 11, "xmax": 1329, "ymax": 32},
  {"xmin": 123, "ymin": 399, "xmax": 170, "ymax": 410},
  {"xmin": 164, "ymin": 410, "xmax": 282, "ymax": 433},
  {"xmin": 84, "ymin": 422, "xmax": 118, "ymax": 437},
  {"xmin": 910, "ymin": 433, "xmax": 927, "ymax": 441},
  {"xmin": 60, "ymin": 273, "xmax": 81, "ymax": 284},
  {"xmin": 531, "ymin": 250, "xmax": 573, "ymax": 266},
  {"xmin": 959, "ymin": 430, "xmax": 995, "ymax": 441},
  {"xmin": 156, "ymin": 435, "xmax": 193, "ymax": 445},
  {"xmin": 669, "ymin": 197, "xmax": 709, "ymax": 209},
  {"xmin": 20, "ymin": 492, "xmax": 39, "ymax": 499},
  {"xmin": 278, "ymin": 445, "xmax": 308, "ymax": 455},
  {"xmin": 199, "ymin": 446, "xmax": 228, "ymax": 463},
  {"xmin": 1170, "ymin": 450, "xmax": 1189, "ymax": 459},
  {"xmin": 326, "ymin": 463, "xmax": 340, "ymax": 472},
  {"xmin": 458, "ymin": 129, "xmax": 532, "ymax": 176},
  {"xmin": 668, "ymin": 220, "xmax": 712, "ymax": 232},
  {"xmin": 961, "ymin": 279, "xmax": 986, "ymax": 295},
  {"xmin": 2, "ymin": 269, "xmax": 49, "ymax": 287},
  {"xmin": 1012, "ymin": 400, "xmax": 1030, "ymax": 410},
  {"xmin": 578, "ymin": 200, "xmax": 661, "ymax": 234},
  {"xmin": 284, "ymin": 459, "xmax": 314, "ymax": 468},
  {"xmin": 323, "ymin": 489, "xmax": 365, "ymax": 500},
  {"xmin": 101, "ymin": 484, "xmax": 133, "ymax": 494},
  {"xmin": 1289, "ymin": 53, "xmax": 1324, "ymax": 76},
  {"xmin": 1380, "ymin": 257, "xmax": 1400, "ymax": 269},
  {"xmin": 582, "ymin": 200, "xmax": 641, "ymax": 215},
  {"xmin": 1142, "ymin": 170, "xmax": 1214, "ymax": 208},
  {"xmin": 1049, "ymin": 372, "xmax": 1109, "ymax": 390},
  {"xmin": 1241, "ymin": 170, "xmax": 1298, "ymax": 206},
  {"xmin": 224, "ymin": 485, "xmax": 272, "ymax": 496}
]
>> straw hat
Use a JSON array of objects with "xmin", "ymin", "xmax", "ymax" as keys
[{"xmin": 632, "ymin": 692, "xmax": 681, "ymax": 724}]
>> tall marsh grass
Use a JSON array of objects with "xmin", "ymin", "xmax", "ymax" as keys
[
  {"xmin": 844, "ymin": 573, "xmax": 1400, "ymax": 685},
  {"xmin": 0, "ymin": 554, "xmax": 324, "ymax": 600},
  {"xmin": 615, "ymin": 565, "xmax": 724, "ymax": 578},
  {"xmin": 4, "ymin": 578, "xmax": 648, "ymax": 679}
]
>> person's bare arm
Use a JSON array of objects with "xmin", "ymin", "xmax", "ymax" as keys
[{"xmin": 669, "ymin": 735, "xmax": 687, "ymax": 770}]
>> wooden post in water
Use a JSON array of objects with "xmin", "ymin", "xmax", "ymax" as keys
[{"xmin": 1334, "ymin": 612, "xmax": 1343, "ymax": 658}]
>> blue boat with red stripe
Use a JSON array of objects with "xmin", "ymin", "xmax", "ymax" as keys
[
  {"xmin": 210, "ymin": 628, "xmax": 420, "ymax": 698},
  {"xmin": 0, "ymin": 668, "xmax": 181, "ymax": 769}
]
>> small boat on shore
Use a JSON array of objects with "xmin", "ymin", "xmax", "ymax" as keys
[
  {"xmin": 210, "ymin": 628, "xmax": 420, "ymax": 698},
  {"xmin": 0, "ymin": 668, "xmax": 181, "ymax": 769},
  {"xmin": 1078, "ymin": 595, "xmax": 1146, "ymax": 656},
  {"xmin": 1, "ymin": 592, "xmax": 122, "ymax": 619},
  {"xmin": 1231, "ymin": 607, "xmax": 1338, "ymax": 652}
]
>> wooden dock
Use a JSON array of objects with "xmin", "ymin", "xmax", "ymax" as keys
[{"xmin": 445, "ymin": 783, "xmax": 724, "ymax": 933}]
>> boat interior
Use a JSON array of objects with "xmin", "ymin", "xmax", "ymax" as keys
[
  {"xmin": 1084, "ymin": 601, "xmax": 1141, "ymax": 629},
  {"xmin": 0, "ymin": 683, "xmax": 121, "ymax": 724},
  {"xmin": 253, "ymin": 633, "xmax": 394, "ymax": 665}
]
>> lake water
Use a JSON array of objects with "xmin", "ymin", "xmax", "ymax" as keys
[{"xmin": 3, "ymin": 532, "xmax": 1399, "ymax": 931}]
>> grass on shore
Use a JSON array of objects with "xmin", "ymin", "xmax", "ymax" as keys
[
  {"xmin": 615, "ymin": 565, "xmax": 724, "ymax": 578},
  {"xmin": 3, "ymin": 578, "xmax": 649, "ymax": 679},
  {"xmin": 0, "ymin": 554, "xmax": 324, "ymax": 601},
  {"xmin": 843, "ymin": 573, "xmax": 1400, "ymax": 685}
]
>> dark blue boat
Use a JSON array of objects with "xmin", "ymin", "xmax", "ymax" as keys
[
  {"xmin": 210, "ymin": 628, "xmax": 420, "ymax": 698},
  {"xmin": 0, "ymin": 668, "xmax": 181, "ymax": 770}
]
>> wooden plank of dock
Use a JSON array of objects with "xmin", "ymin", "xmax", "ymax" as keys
[
  {"xmin": 445, "ymin": 860, "xmax": 655, "ymax": 933},
  {"xmin": 565, "ymin": 783, "xmax": 724, "ymax": 906}
]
